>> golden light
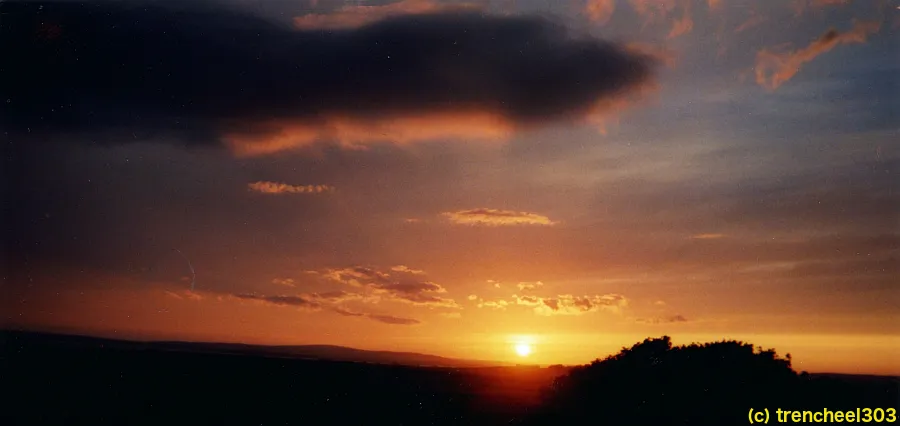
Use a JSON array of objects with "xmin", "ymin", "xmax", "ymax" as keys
[{"xmin": 514, "ymin": 343, "xmax": 532, "ymax": 357}]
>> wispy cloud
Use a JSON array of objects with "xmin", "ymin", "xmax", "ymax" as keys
[
  {"xmin": 248, "ymin": 181, "xmax": 335, "ymax": 194},
  {"xmin": 755, "ymin": 20, "xmax": 881, "ymax": 90},
  {"xmin": 517, "ymin": 281, "xmax": 545, "ymax": 291},
  {"xmin": 442, "ymin": 209, "xmax": 557, "ymax": 226},
  {"xmin": 230, "ymin": 291, "xmax": 417, "ymax": 325},
  {"xmin": 272, "ymin": 278, "xmax": 295, "ymax": 287},
  {"xmin": 585, "ymin": 0, "xmax": 616, "ymax": 24},
  {"xmin": 165, "ymin": 290, "xmax": 204, "ymax": 301},
  {"xmin": 293, "ymin": 0, "xmax": 478, "ymax": 31},
  {"xmin": 735, "ymin": 14, "xmax": 768, "ymax": 34},
  {"xmin": 667, "ymin": 0, "xmax": 693, "ymax": 39},
  {"xmin": 391, "ymin": 265, "xmax": 425, "ymax": 275},
  {"xmin": 332, "ymin": 307, "xmax": 421, "ymax": 325},
  {"xmin": 477, "ymin": 299, "xmax": 509, "ymax": 310},
  {"xmin": 690, "ymin": 233, "xmax": 726, "ymax": 240}
]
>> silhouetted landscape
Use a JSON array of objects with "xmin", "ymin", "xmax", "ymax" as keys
[{"xmin": 2, "ymin": 330, "xmax": 896, "ymax": 425}]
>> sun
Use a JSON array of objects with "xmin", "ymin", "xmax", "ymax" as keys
[{"xmin": 514, "ymin": 343, "xmax": 532, "ymax": 357}]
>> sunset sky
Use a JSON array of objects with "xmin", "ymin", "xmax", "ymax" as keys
[{"xmin": 2, "ymin": 0, "xmax": 898, "ymax": 375}]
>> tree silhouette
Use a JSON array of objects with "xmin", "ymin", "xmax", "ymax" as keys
[{"xmin": 528, "ymin": 336, "xmax": 802, "ymax": 425}]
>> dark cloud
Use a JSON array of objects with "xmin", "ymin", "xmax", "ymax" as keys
[
  {"xmin": 637, "ymin": 315, "xmax": 690, "ymax": 324},
  {"xmin": 1, "ymin": 0, "xmax": 657, "ymax": 155},
  {"xmin": 231, "ymin": 292, "xmax": 419, "ymax": 325},
  {"xmin": 365, "ymin": 314, "xmax": 421, "ymax": 325},
  {"xmin": 232, "ymin": 293, "xmax": 322, "ymax": 309},
  {"xmin": 332, "ymin": 307, "xmax": 421, "ymax": 325}
]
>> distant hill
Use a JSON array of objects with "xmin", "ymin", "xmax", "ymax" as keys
[{"xmin": 1, "ymin": 329, "xmax": 510, "ymax": 368}]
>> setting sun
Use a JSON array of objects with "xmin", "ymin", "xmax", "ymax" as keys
[{"xmin": 514, "ymin": 343, "xmax": 532, "ymax": 357}]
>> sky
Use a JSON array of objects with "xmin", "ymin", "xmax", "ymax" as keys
[{"xmin": 1, "ymin": 0, "xmax": 898, "ymax": 375}]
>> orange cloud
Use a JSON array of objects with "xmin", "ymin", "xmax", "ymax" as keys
[
  {"xmin": 667, "ymin": 0, "xmax": 694, "ymax": 39},
  {"xmin": 390, "ymin": 265, "xmax": 425, "ymax": 275},
  {"xmin": 225, "ymin": 113, "xmax": 514, "ymax": 156},
  {"xmin": 293, "ymin": 0, "xmax": 479, "ymax": 31},
  {"xmin": 511, "ymin": 293, "xmax": 629, "ymax": 316},
  {"xmin": 535, "ymin": 293, "xmax": 629, "ymax": 316},
  {"xmin": 707, "ymin": 0, "xmax": 722, "ymax": 10},
  {"xmin": 477, "ymin": 299, "xmax": 509, "ymax": 310},
  {"xmin": 321, "ymin": 266, "xmax": 461, "ymax": 309},
  {"xmin": 755, "ymin": 20, "xmax": 882, "ymax": 90},
  {"xmin": 690, "ymin": 233, "xmax": 726, "ymax": 240},
  {"xmin": 585, "ymin": 0, "xmax": 616, "ymax": 24},
  {"xmin": 247, "ymin": 181, "xmax": 335, "ymax": 194},
  {"xmin": 442, "ymin": 209, "xmax": 557, "ymax": 226},
  {"xmin": 272, "ymin": 278, "xmax": 295, "ymax": 287}
]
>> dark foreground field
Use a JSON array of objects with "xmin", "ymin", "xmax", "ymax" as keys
[{"xmin": 1, "ymin": 331, "xmax": 897, "ymax": 425}]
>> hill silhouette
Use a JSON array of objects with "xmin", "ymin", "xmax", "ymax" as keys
[{"xmin": 2, "ymin": 330, "xmax": 508, "ymax": 367}]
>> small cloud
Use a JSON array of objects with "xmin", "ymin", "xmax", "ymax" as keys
[
  {"xmin": 272, "ymin": 278, "xmax": 295, "ymax": 287},
  {"xmin": 440, "ymin": 312, "xmax": 462, "ymax": 319},
  {"xmin": 755, "ymin": 20, "xmax": 881, "ymax": 90},
  {"xmin": 487, "ymin": 280, "xmax": 501, "ymax": 288},
  {"xmin": 637, "ymin": 314, "xmax": 689, "ymax": 324},
  {"xmin": 247, "ymin": 181, "xmax": 335, "ymax": 195},
  {"xmin": 531, "ymin": 293, "xmax": 629, "ymax": 316},
  {"xmin": 513, "ymin": 294, "xmax": 543, "ymax": 307},
  {"xmin": 654, "ymin": 300, "xmax": 667, "ymax": 306},
  {"xmin": 391, "ymin": 265, "xmax": 425, "ymax": 275},
  {"xmin": 517, "ymin": 281, "xmax": 544, "ymax": 291},
  {"xmin": 477, "ymin": 300, "xmax": 509, "ymax": 310},
  {"xmin": 585, "ymin": 0, "xmax": 616, "ymax": 25},
  {"xmin": 690, "ymin": 233, "xmax": 725, "ymax": 240},
  {"xmin": 404, "ymin": 218, "xmax": 423, "ymax": 224},
  {"xmin": 468, "ymin": 294, "xmax": 479, "ymax": 301},
  {"xmin": 666, "ymin": 0, "xmax": 693, "ymax": 39},
  {"xmin": 442, "ymin": 209, "xmax": 557, "ymax": 226}
]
